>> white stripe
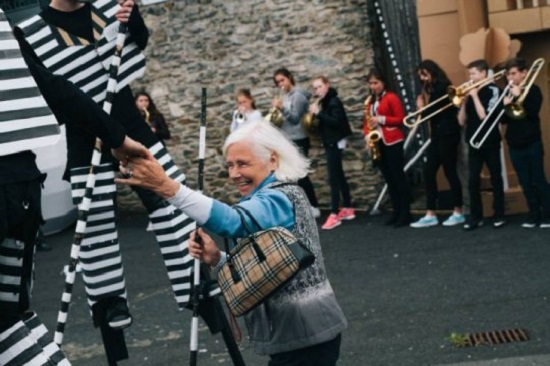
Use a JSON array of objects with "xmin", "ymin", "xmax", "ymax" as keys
[
  {"xmin": 83, "ymin": 268, "xmax": 123, "ymax": 284},
  {"xmin": 62, "ymin": 292, "xmax": 71, "ymax": 302},
  {"xmin": 172, "ymin": 283, "xmax": 192, "ymax": 291},
  {"xmin": 17, "ymin": 15, "xmax": 41, "ymax": 30},
  {"xmin": 26, "ymin": 26, "xmax": 52, "ymax": 45},
  {"xmin": 55, "ymin": 49, "xmax": 99, "ymax": 75},
  {"xmin": 44, "ymin": 45, "xmax": 86, "ymax": 69},
  {"xmin": 79, "ymin": 244, "xmax": 120, "ymax": 259},
  {"xmin": 81, "ymin": 256, "xmax": 122, "ymax": 272},
  {"xmin": 0, "ymin": 96, "xmax": 47, "ymax": 112},
  {"xmin": 0, "ymin": 57, "xmax": 29, "ymax": 71},
  {"xmin": 148, "ymin": 142, "xmax": 164, "ymax": 155},
  {"xmin": 159, "ymin": 242, "xmax": 188, "ymax": 255},
  {"xmin": 0, "ymin": 22, "xmax": 11, "ymax": 32},
  {"xmin": 104, "ymin": 7, "xmax": 119, "ymax": 18},
  {"xmin": 71, "ymin": 171, "xmax": 114, "ymax": 185},
  {"xmin": 35, "ymin": 39, "xmax": 58, "ymax": 58},
  {"xmin": 117, "ymin": 68, "xmax": 144, "ymax": 91},
  {"xmin": 71, "ymin": 185, "xmax": 116, "ymax": 198},
  {"xmin": 85, "ymin": 281, "xmax": 125, "ymax": 296},
  {"xmin": 0, "ymin": 274, "xmax": 21, "ymax": 285},
  {"xmin": 0, "ymin": 256, "xmax": 23, "ymax": 266},
  {"xmin": 94, "ymin": 0, "xmax": 113, "ymax": 8},
  {"xmin": 68, "ymin": 62, "xmax": 104, "ymax": 84},
  {"xmin": 0, "ymin": 39, "xmax": 20, "ymax": 50},
  {"xmin": 168, "ymin": 270, "xmax": 191, "ymax": 280},
  {"xmin": 87, "ymin": 211, "xmax": 115, "ymax": 222},
  {"xmin": 80, "ymin": 72, "xmax": 109, "ymax": 94},
  {"xmin": 81, "ymin": 232, "xmax": 117, "ymax": 245},
  {"xmin": 82, "ymin": 222, "xmax": 116, "ymax": 233},
  {"xmin": 0, "ymin": 76, "xmax": 38, "ymax": 91},
  {"xmin": 152, "ymin": 211, "xmax": 191, "ymax": 230},
  {"xmin": 0, "ymin": 293, "xmax": 18, "ymax": 302}
]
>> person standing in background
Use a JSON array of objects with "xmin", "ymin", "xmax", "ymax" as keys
[
  {"xmin": 364, "ymin": 68, "xmax": 411, "ymax": 227},
  {"xmin": 135, "ymin": 91, "xmax": 171, "ymax": 144},
  {"xmin": 502, "ymin": 57, "xmax": 550, "ymax": 229},
  {"xmin": 230, "ymin": 89, "xmax": 264, "ymax": 132},
  {"xmin": 309, "ymin": 76, "xmax": 355, "ymax": 230},
  {"xmin": 272, "ymin": 67, "xmax": 321, "ymax": 218},
  {"xmin": 410, "ymin": 60, "xmax": 465, "ymax": 228},
  {"xmin": 458, "ymin": 59, "xmax": 506, "ymax": 231}
]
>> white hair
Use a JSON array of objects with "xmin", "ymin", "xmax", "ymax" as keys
[{"xmin": 222, "ymin": 122, "xmax": 310, "ymax": 182}]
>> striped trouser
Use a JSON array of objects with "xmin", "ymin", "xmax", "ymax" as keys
[
  {"xmin": 0, "ymin": 238, "xmax": 25, "ymax": 312},
  {"xmin": 69, "ymin": 142, "xmax": 199, "ymax": 311},
  {"xmin": 0, "ymin": 320, "xmax": 52, "ymax": 366},
  {"xmin": 70, "ymin": 164, "xmax": 127, "ymax": 309},
  {"xmin": 23, "ymin": 312, "xmax": 70, "ymax": 365}
]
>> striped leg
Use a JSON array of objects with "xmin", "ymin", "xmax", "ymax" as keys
[
  {"xmin": 23, "ymin": 313, "xmax": 70, "ymax": 365},
  {"xmin": 0, "ymin": 321, "xmax": 52, "ymax": 366},
  {"xmin": 0, "ymin": 238, "xmax": 24, "ymax": 313},
  {"xmin": 146, "ymin": 143, "xmax": 220, "ymax": 308},
  {"xmin": 69, "ymin": 163, "xmax": 128, "ymax": 313}
]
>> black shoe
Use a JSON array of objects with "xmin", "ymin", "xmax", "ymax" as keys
[
  {"xmin": 521, "ymin": 213, "xmax": 540, "ymax": 229},
  {"xmin": 35, "ymin": 240, "xmax": 52, "ymax": 252},
  {"xmin": 463, "ymin": 219, "xmax": 483, "ymax": 231},
  {"xmin": 394, "ymin": 213, "xmax": 412, "ymax": 228},
  {"xmin": 385, "ymin": 215, "xmax": 399, "ymax": 226},
  {"xmin": 492, "ymin": 215, "xmax": 507, "ymax": 229},
  {"xmin": 105, "ymin": 301, "xmax": 133, "ymax": 330}
]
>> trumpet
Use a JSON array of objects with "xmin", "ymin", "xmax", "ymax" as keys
[
  {"xmin": 403, "ymin": 70, "xmax": 506, "ymax": 128},
  {"xmin": 504, "ymin": 57, "xmax": 545, "ymax": 120},
  {"xmin": 363, "ymin": 95, "xmax": 381, "ymax": 161}
]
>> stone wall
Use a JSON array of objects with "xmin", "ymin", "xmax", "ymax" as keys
[{"xmin": 120, "ymin": 0, "xmax": 382, "ymax": 212}]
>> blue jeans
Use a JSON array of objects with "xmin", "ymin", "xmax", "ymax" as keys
[{"xmin": 509, "ymin": 140, "xmax": 550, "ymax": 220}]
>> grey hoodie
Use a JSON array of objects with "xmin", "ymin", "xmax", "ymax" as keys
[{"xmin": 280, "ymin": 87, "xmax": 311, "ymax": 141}]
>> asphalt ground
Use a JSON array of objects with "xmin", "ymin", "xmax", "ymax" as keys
[{"xmin": 32, "ymin": 210, "xmax": 550, "ymax": 366}]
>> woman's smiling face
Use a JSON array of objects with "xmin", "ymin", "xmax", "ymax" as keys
[{"xmin": 225, "ymin": 141, "xmax": 277, "ymax": 196}]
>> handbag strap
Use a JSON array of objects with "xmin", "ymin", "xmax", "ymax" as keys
[{"xmin": 233, "ymin": 205, "xmax": 263, "ymax": 233}]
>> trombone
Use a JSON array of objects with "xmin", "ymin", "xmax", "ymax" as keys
[
  {"xmin": 469, "ymin": 82, "xmax": 512, "ymax": 149},
  {"xmin": 403, "ymin": 70, "xmax": 506, "ymax": 128},
  {"xmin": 504, "ymin": 57, "xmax": 545, "ymax": 120},
  {"xmin": 470, "ymin": 58, "xmax": 545, "ymax": 149}
]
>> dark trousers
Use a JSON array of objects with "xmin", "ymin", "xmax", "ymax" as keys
[
  {"xmin": 425, "ymin": 135, "xmax": 463, "ymax": 210},
  {"xmin": 293, "ymin": 138, "xmax": 319, "ymax": 207},
  {"xmin": 268, "ymin": 334, "xmax": 342, "ymax": 366},
  {"xmin": 378, "ymin": 141, "xmax": 410, "ymax": 219},
  {"xmin": 509, "ymin": 140, "xmax": 550, "ymax": 220},
  {"xmin": 325, "ymin": 145, "xmax": 351, "ymax": 213},
  {"xmin": 468, "ymin": 146, "xmax": 505, "ymax": 220}
]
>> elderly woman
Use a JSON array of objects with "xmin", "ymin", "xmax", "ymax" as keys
[{"xmin": 116, "ymin": 122, "xmax": 347, "ymax": 366}]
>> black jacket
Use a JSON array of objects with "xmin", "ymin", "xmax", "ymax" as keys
[
  {"xmin": 422, "ymin": 81, "xmax": 461, "ymax": 138},
  {"xmin": 316, "ymin": 88, "xmax": 353, "ymax": 146},
  {"xmin": 502, "ymin": 84, "xmax": 543, "ymax": 148}
]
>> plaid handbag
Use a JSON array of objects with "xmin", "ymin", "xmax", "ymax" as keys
[{"xmin": 217, "ymin": 205, "xmax": 315, "ymax": 317}]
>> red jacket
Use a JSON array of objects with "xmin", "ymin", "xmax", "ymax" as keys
[{"xmin": 362, "ymin": 91, "xmax": 405, "ymax": 145}]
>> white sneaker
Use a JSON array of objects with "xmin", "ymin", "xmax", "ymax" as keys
[
  {"xmin": 442, "ymin": 213, "xmax": 466, "ymax": 227},
  {"xmin": 311, "ymin": 207, "xmax": 321, "ymax": 218},
  {"xmin": 410, "ymin": 215, "xmax": 438, "ymax": 228}
]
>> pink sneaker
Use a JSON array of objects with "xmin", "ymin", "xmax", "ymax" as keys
[
  {"xmin": 337, "ymin": 208, "xmax": 356, "ymax": 221},
  {"xmin": 322, "ymin": 214, "xmax": 341, "ymax": 230}
]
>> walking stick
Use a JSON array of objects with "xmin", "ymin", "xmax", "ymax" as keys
[
  {"xmin": 54, "ymin": 23, "xmax": 129, "ymax": 346},
  {"xmin": 189, "ymin": 87, "xmax": 207, "ymax": 366}
]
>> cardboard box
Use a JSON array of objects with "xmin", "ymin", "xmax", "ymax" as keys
[
  {"xmin": 487, "ymin": 0, "xmax": 516, "ymax": 12},
  {"xmin": 489, "ymin": 8, "xmax": 542, "ymax": 33},
  {"xmin": 417, "ymin": 0, "xmax": 457, "ymax": 17},
  {"xmin": 481, "ymin": 186, "xmax": 528, "ymax": 217},
  {"xmin": 542, "ymin": 6, "xmax": 550, "ymax": 28}
]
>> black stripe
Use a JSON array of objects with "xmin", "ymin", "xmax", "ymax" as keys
[
  {"xmin": 0, "ymin": 264, "xmax": 23, "ymax": 276},
  {"xmin": 0, "ymin": 68, "xmax": 32, "ymax": 81},
  {"xmin": 63, "ymin": 51, "xmax": 104, "ymax": 80},
  {"xmin": 0, "ymin": 87, "xmax": 42, "ymax": 103},
  {"xmin": 46, "ymin": 46, "xmax": 95, "ymax": 73},
  {"xmin": 84, "ymin": 275, "xmax": 125, "ymax": 290},
  {"xmin": 0, "ymin": 124, "xmax": 59, "ymax": 144},
  {"xmin": 0, "ymin": 49, "xmax": 23, "ymax": 59},
  {"xmin": 0, "ymin": 106, "xmax": 52, "ymax": 123}
]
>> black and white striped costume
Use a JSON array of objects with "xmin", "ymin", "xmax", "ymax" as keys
[
  {"xmin": 1, "ymin": 7, "xmax": 70, "ymax": 365},
  {"xmin": 17, "ymin": 0, "xmax": 197, "ymax": 320}
]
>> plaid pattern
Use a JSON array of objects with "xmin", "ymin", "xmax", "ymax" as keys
[{"xmin": 218, "ymin": 227, "xmax": 300, "ymax": 317}]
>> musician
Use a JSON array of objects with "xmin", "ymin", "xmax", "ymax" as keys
[
  {"xmin": 1, "ymin": 7, "xmax": 146, "ymax": 362},
  {"xmin": 230, "ymin": 88, "xmax": 263, "ymax": 132},
  {"xmin": 502, "ymin": 57, "xmax": 550, "ymax": 228},
  {"xmin": 14, "ymin": 0, "xmax": 203, "ymax": 356},
  {"xmin": 135, "ymin": 91, "xmax": 171, "ymax": 143},
  {"xmin": 272, "ymin": 67, "xmax": 321, "ymax": 218},
  {"xmin": 458, "ymin": 59, "xmax": 506, "ymax": 230},
  {"xmin": 309, "ymin": 76, "xmax": 354, "ymax": 230},
  {"xmin": 410, "ymin": 60, "xmax": 465, "ymax": 228},
  {"xmin": 363, "ymin": 68, "xmax": 411, "ymax": 227}
]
